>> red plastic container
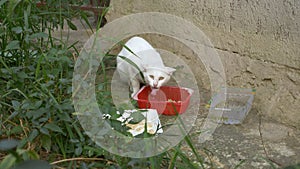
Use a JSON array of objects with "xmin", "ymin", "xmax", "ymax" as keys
[{"xmin": 133, "ymin": 86, "xmax": 193, "ymax": 115}]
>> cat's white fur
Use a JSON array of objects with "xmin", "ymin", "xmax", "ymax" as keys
[{"xmin": 117, "ymin": 36, "xmax": 176, "ymax": 97}]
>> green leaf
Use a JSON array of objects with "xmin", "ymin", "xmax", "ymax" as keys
[
  {"xmin": 15, "ymin": 149, "xmax": 39, "ymax": 160},
  {"xmin": 57, "ymin": 112, "xmax": 71, "ymax": 122},
  {"xmin": 128, "ymin": 111, "xmax": 145, "ymax": 124},
  {"xmin": 0, "ymin": 154, "xmax": 17, "ymax": 169},
  {"xmin": 11, "ymin": 100, "xmax": 20, "ymax": 110},
  {"xmin": 17, "ymin": 71, "xmax": 28, "ymax": 79},
  {"xmin": 26, "ymin": 150, "xmax": 40, "ymax": 160},
  {"xmin": 11, "ymin": 160, "xmax": 51, "ymax": 169},
  {"xmin": 10, "ymin": 126, "xmax": 23, "ymax": 135},
  {"xmin": 0, "ymin": 138, "xmax": 19, "ymax": 151},
  {"xmin": 7, "ymin": 111, "xmax": 19, "ymax": 121},
  {"xmin": 5, "ymin": 40, "xmax": 20, "ymax": 50},
  {"xmin": 17, "ymin": 138, "xmax": 27, "ymax": 149},
  {"xmin": 29, "ymin": 32, "xmax": 48, "ymax": 40},
  {"xmin": 59, "ymin": 55, "xmax": 72, "ymax": 64},
  {"xmin": 44, "ymin": 123, "xmax": 63, "ymax": 133},
  {"xmin": 28, "ymin": 129, "xmax": 39, "ymax": 142},
  {"xmin": 27, "ymin": 108, "xmax": 48, "ymax": 120},
  {"xmin": 39, "ymin": 127, "xmax": 49, "ymax": 136},
  {"xmin": 34, "ymin": 100, "xmax": 43, "ymax": 109},
  {"xmin": 11, "ymin": 26, "xmax": 23, "ymax": 34},
  {"xmin": 40, "ymin": 135, "xmax": 51, "ymax": 152},
  {"xmin": 108, "ymin": 119, "xmax": 130, "ymax": 134},
  {"xmin": 67, "ymin": 19, "xmax": 77, "ymax": 30},
  {"xmin": 75, "ymin": 145, "xmax": 82, "ymax": 156}
]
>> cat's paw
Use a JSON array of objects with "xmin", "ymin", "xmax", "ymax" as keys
[{"xmin": 131, "ymin": 87, "xmax": 139, "ymax": 98}]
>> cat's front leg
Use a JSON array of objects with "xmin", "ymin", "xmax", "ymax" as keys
[{"xmin": 130, "ymin": 78, "xmax": 140, "ymax": 98}]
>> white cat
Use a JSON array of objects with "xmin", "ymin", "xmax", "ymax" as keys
[{"xmin": 117, "ymin": 36, "xmax": 176, "ymax": 97}]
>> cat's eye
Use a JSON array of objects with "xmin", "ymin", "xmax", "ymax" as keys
[
  {"xmin": 149, "ymin": 75, "xmax": 154, "ymax": 79},
  {"xmin": 159, "ymin": 77, "xmax": 164, "ymax": 80}
]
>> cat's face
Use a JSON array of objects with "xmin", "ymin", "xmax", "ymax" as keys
[{"xmin": 143, "ymin": 67, "xmax": 176, "ymax": 89}]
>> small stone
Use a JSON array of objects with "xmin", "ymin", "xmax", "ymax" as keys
[
  {"xmin": 287, "ymin": 72, "xmax": 299, "ymax": 84},
  {"xmin": 246, "ymin": 66, "xmax": 252, "ymax": 73},
  {"xmin": 226, "ymin": 154, "xmax": 232, "ymax": 158},
  {"xmin": 228, "ymin": 40, "xmax": 235, "ymax": 46}
]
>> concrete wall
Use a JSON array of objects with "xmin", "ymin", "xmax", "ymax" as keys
[{"xmin": 106, "ymin": 0, "xmax": 300, "ymax": 128}]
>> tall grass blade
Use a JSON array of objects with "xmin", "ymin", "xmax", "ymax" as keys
[
  {"xmin": 80, "ymin": 12, "xmax": 94, "ymax": 33},
  {"xmin": 175, "ymin": 147, "xmax": 198, "ymax": 169},
  {"xmin": 168, "ymin": 150, "xmax": 179, "ymax": 169},
  {"xmin": 233, "ymin": 159, "xmax": 246, "ymax": 169},
  {"xmin": 171, "ymin": 103, "xmax": 205, "ymax": 168},
  {"xmin": 116, "ymin": 55, "xmax": 145, "ymax": 83}
]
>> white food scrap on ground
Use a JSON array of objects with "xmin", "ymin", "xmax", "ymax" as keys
[{"xmin": 116, "ymin": 109, "xmax": 163, "ymax": 136}]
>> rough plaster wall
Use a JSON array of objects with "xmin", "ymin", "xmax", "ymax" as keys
[{"xmin": 106, "ymin": 0, "xmax": 300, "ymax": 128}]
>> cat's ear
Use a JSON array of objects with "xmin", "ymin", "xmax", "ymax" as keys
[{"xmin": 165, "ymin": 67, "xmax": 176, "ymax": 75}]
